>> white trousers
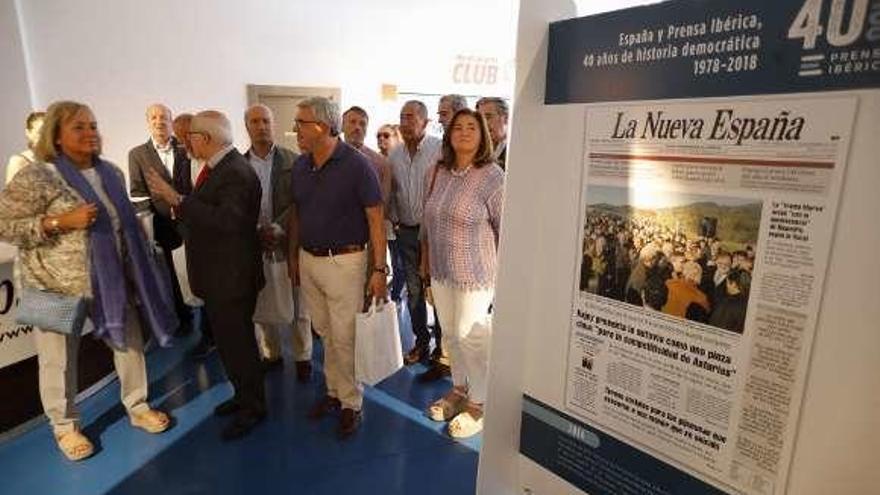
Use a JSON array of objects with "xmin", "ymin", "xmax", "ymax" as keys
[
  {"xmin": 33, "ymin": 304, "xmax": 150, "ymax": 435},
  {"xmin": 299, "ymin": 249, "xmax": 367, "ymax": 410},
  {"xmin": 255, "ymin": 287, "xmax": 313, "ymax": 361},
  {"xmin": 430, "ymin": 280, "xmax": 494, "ymax": 404}
]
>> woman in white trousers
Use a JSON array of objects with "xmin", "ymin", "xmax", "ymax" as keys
[{"xmin": 420, "ymin": 108, "xmax": 504, "ymax": 438}]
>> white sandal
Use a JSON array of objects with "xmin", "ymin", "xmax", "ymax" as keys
[
  {"xmin": 448, "ymin": 402, "xmax": 484, "ymax": 438},
  {"xmin": 427, "ymin": 387, "xmax": 467, "ymax": 422}
]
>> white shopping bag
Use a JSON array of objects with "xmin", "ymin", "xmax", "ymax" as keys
[
  {"xmin": 253, "ymin": 254, "xmax": 295, "ymax": 326},
  {"xmin": 355, "ymin": 299, "xmax": 403, "ymax": 386},
  {"xmin": 171, "ymin": 247, "xmax": 203, "ymax": 307}
]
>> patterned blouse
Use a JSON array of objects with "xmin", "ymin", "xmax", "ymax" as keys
[
  {"xmin": 422, "ymin": 162, "xmax": 504, "ymax": 290},
  {"xmin": 0, "ymin": 161, "xmax": 123, "ymax": 296}
]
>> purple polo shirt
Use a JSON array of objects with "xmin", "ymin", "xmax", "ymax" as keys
[{"xmin": 291, "ymin": 140, "xmax": 382, "ymax": 249}]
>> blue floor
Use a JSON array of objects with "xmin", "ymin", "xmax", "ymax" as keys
[{"xmin": 0, "ymin": 308, "xmax": 478, "ymax": 495}]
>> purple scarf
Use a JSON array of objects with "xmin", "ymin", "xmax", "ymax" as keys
[{"xmin": 54, "ymin": 154, "xmax": 177, "ymax": 348}]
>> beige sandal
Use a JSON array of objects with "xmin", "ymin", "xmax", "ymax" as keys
[
  {"xmin": 448, "ymin": 402, "xmax": 484, "ymax": 438},
  {"xmin": 55, "ymin": 430, "xmax": 94, "ymax": 462},
  {"xmin": 130, "ymin": 409, "xmax": 171, "ymax": 434},
  {"xmin": 427, "ymin": 387, "xmax": 467, "ymax": 422}
]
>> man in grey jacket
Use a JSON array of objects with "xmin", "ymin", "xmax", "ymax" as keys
[{"xmin": 244, "ymin": 104, "xmax": 313, "ymax": 382}]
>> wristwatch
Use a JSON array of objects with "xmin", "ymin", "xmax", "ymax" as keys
[{"xmin": 373, "ymin": 265, "xmax": 390, "ymax": 275}]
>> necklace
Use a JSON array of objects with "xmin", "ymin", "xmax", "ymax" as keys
[{"xmin": 451, "ymin": 164, "xmax": 473, "ymax": 177}]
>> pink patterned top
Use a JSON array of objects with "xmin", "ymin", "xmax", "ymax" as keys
[{"xmin": 422, "ymin": 163, "xmax": 504, "ymax": 290}]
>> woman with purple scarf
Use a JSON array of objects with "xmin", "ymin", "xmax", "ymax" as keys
[{"xmin": 0, "ymin": 101, "xmax": 177, "ymax": 461}]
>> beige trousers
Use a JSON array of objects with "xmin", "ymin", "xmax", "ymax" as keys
[
  {"xmin": 33, "ymin": 304, "xmax": 150, "ymax": 435},
  {"xmin": 299, "ymin": 249, "xmax": 367, "ymax": 410},
  {"xmin": 431, "ymin": 280, "xmax": 494, "ymax": 404},
  {"xmin": 255, "ymin": 287, "xmax": 313, "ymax": 361}
]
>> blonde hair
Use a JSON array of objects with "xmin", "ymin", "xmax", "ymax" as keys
[{"xmin": 33, "ymin": 101, "xmax": 94, "ymax": 162}]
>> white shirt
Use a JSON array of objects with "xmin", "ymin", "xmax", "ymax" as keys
[
  {"xmin": 247, "ymin": 145, "xmax": 275, "ymax": 224},
  {"xmin": 80, "ymin": 167, "xmax": 123, "ymax": 250},
  {"xmin": 151, "ymin": 137, "xmax": 176, "ymax": 176}
]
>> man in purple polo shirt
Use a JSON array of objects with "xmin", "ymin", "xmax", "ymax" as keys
[{"xmin": 287, "ymin": 96, "xmax": 387, "ymax": 439}]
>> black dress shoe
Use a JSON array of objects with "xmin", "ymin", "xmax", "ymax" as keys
[
  {"xmin": 308, "ymin": 396, "xmax": 341, "ymax": 419},
  {"xmin": 404, "ymin": 346, "xmax": 428, "ymax": 365},
  {"xmin": 295, "ymin": 360, "xmax": 312, "ymax": 383},
  {"xmin": 213, "ymin": 399, "xmax": 241, "ymax": 417},
  {"xmin": 262, "ymin": 357, "xmax": 283, "ymax": 372},
  {"xmin": 338, "ymin": 408, "xmax": 361, "ymax": 438},
  {"xmin": 417, "ymin": 363, "xmax": 451, "ymax": 383},
  {"xmin": 221, "ymin": 410, "xmax": 266, "ymax": 441},
  {"xmin": 429, "ymin": 346, "xmax": 444, "ymax": 362}
]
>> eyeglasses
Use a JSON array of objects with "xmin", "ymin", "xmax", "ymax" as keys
[
  {"xmin": 293, "ymin": 119, "xmax": 321, "ymax": 132},
  {"xmin": 377, "ymin": 133, "xmax": 391, "ymax": 139}
]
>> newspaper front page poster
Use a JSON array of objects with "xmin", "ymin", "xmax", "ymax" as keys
[{"xmin": 563, "ymin": 96, "xmax": 855, "ymax": 494}]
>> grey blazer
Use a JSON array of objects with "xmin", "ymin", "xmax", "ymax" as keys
[
  {"xmin": 128, "ymin": 138, "xmax": 185, "ymax": 249},
  {"xmin": 245, "ymin": 145, "xmax": 298, "ymax": 256}
]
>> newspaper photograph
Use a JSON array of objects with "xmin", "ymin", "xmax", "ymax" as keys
[{"xmin": 565, "ymin": 96, "xmax": 856, "ymax": 494}]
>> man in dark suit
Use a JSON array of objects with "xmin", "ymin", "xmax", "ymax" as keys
[
  {"xmin": 476, "ymin": 97, "xmax": 509, "ymax": 170},
  {"xmin": 129, "ymin": 103, "xmax": 192, "ymax": 332},
  {"xmin": 171, "ymin": 112, "xmax": 216, "ymax": 358},
  {"xmin": 171, "ymin": 113, "xmax": 196, "ymax": 195},
  {"xmin": 145, "ymin": 110, "xmax": 266, "ymax": 441},
  {"xmin": 243, "ymin": 104, "xmax": 313, "ymax": 382}
]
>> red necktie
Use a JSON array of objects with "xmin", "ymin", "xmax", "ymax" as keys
[{"xmin": 194, "ymin": 165, "xmax": 211, "ymax": 190}]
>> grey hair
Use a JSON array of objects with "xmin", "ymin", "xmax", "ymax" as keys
[
  {"xmin": 244, "ymin": 103, "xmax": 274, "ymax": 122},
  {"xmin": 440, "ymin": 94, "xmax": 468, "ymax": 113},
  {"xmin": 193, "ymin": 110, "xmax": 233, "ymax": 145},
  {"xmin": 476, "ymin": 97, "xmax": 510, "ymax": 118},
  {"xmin": 402, "ymin": 100, "xmax": 428, "ymax": 120},
  {"xmin": 298, "ymin": 96, "xmax": 341, "ymax": 136}
]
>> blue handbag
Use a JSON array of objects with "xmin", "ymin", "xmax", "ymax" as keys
[{"xmin": 15, "ymin": 286, "xmax": 88, "ymax": 335}]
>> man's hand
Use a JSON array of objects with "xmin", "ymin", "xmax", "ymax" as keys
[
  {"xmin": 368, "ymin": 271, "xmax": 388, "ymax": 301},
  {"xmin": 144, "ymin": 167, "xmax": 181, "ymax": 207},
  {"xmin": 259, "ymin": 224, "xmax": 281, "ymax": 252}
]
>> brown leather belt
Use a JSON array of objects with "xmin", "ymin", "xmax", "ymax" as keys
[{"xmin": 302, "ymin": 244, "xmax": 366, "ymax": 257}]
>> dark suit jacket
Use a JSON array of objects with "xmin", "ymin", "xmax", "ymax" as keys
[
  {"xmin": 244, "ymin": 145, "xmax": 298, "ymax": 257},
  {"xmin": 172, "ymin": 142, "xmax": 194, "ymax": 196},
  {"xmin": 179, "ymin": 149, "xmax": 265, "ymax": 302},
  {"xmin": 496, "ymin": 140, "xmax": 507, "ymax": 170},
  {"xmin": 128, "ymin": 137, "xmax": 189, "ymax": 249}
]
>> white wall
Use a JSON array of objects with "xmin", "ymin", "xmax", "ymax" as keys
[
  {"xmin": 479, "ymin": 0, "xmax": 879, "ymax": 494},
  {"xmin": 12, "ymin": 0, "xmax": 516, "ymax": 172},
  {"xmin": 0, "ymin": 0, "xmax": 35, "ymax": 183}
]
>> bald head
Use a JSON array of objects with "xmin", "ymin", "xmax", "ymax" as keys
[
  {"xmin": 146, "ymin": 103, "xmax": 173, "ymax": 144},
  {"xmin": 244, "ymin": 104, "xmax": 275, "ymax": 150}
]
